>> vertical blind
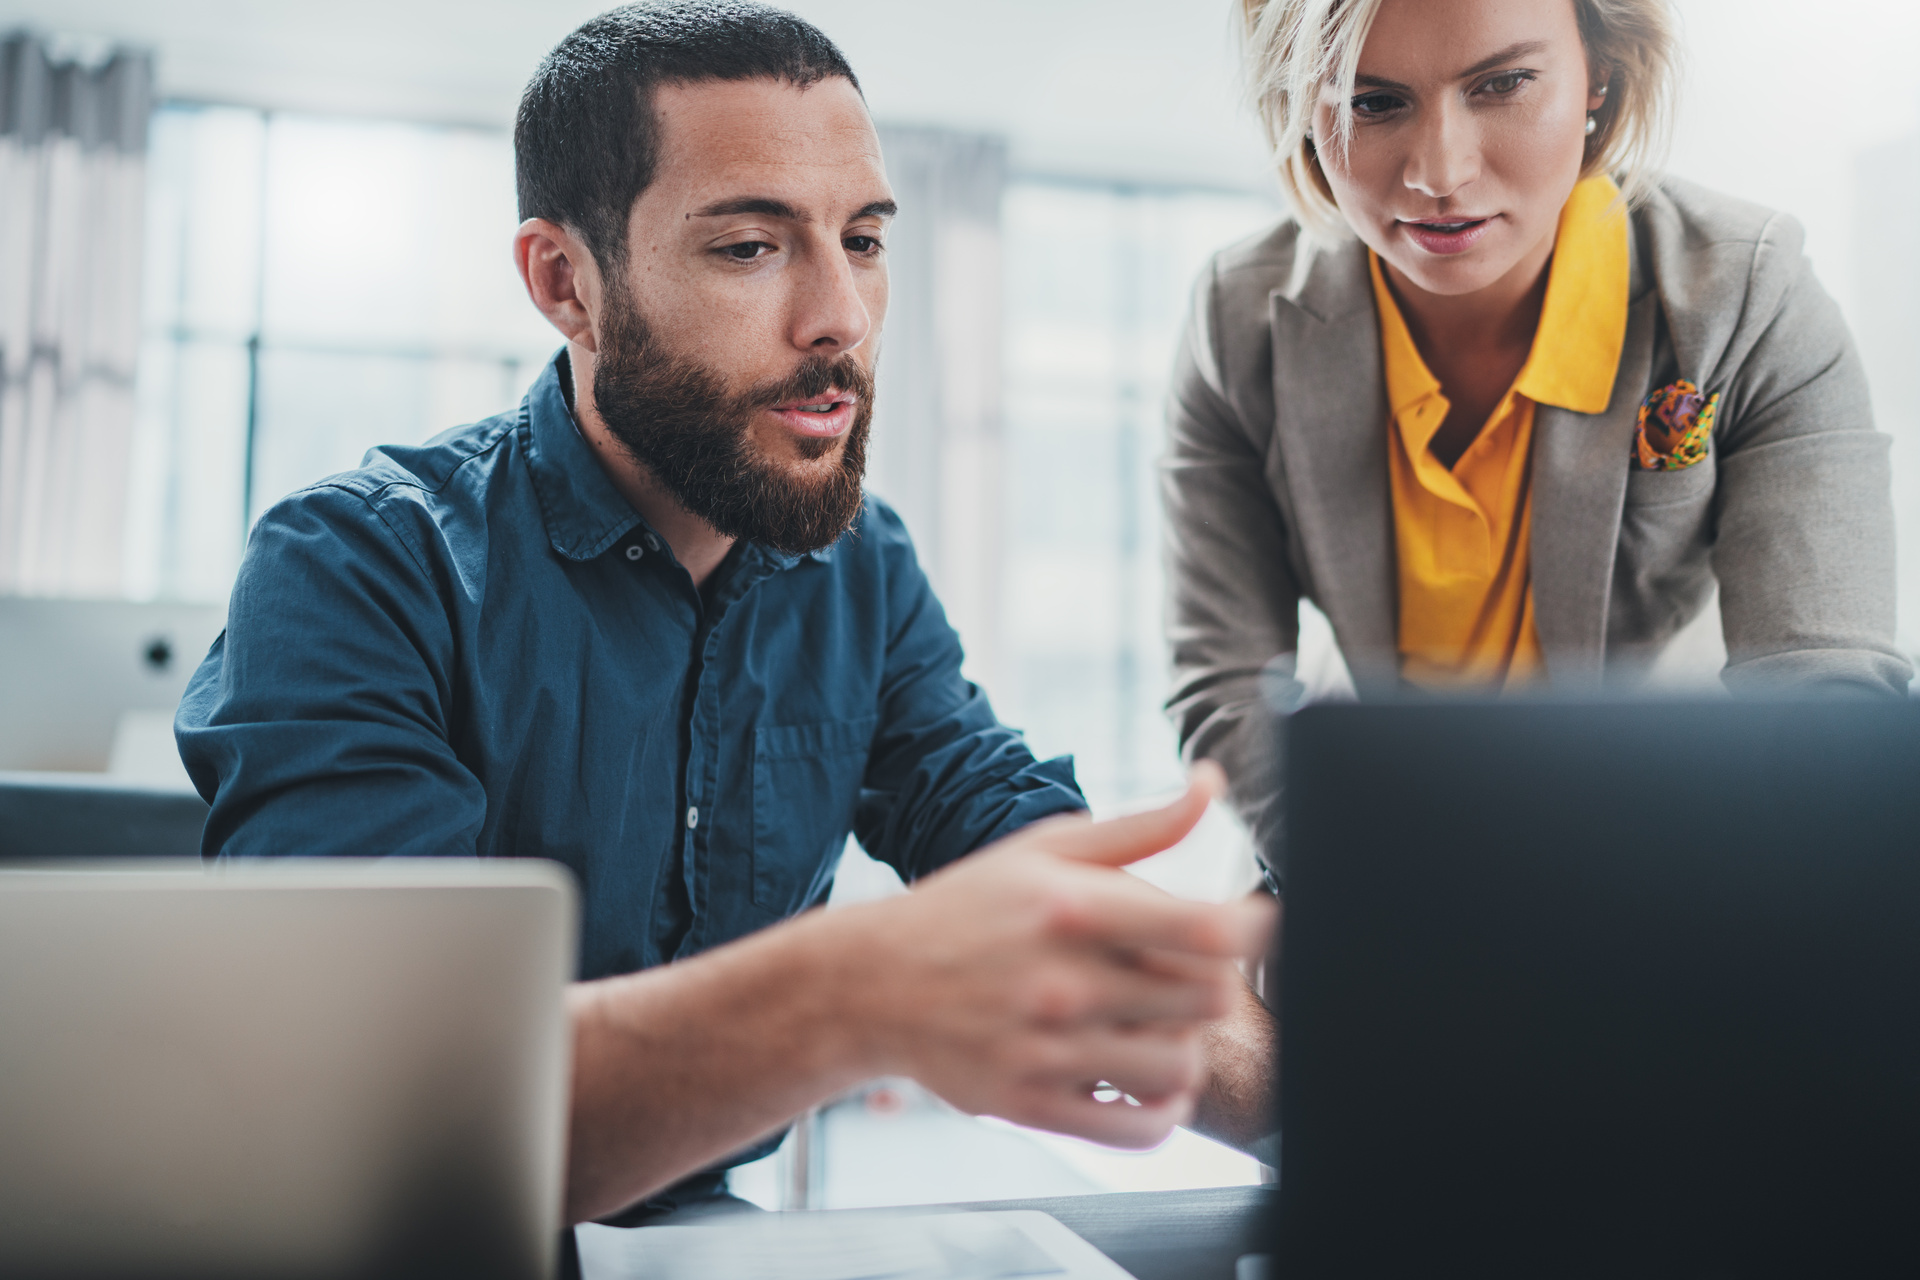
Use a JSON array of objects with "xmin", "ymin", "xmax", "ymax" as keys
[{"xmin": 0, "ymin": 33, "xmax": 152, "ymax": 595}]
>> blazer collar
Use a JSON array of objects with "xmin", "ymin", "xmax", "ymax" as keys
[
  {"xmin": 1268, "ymin": 237, "xmax": 1401, "ymax": 693},
  {"xmin": 1529, "ymin": 221, "xmax": 1660, "ymax": 683}
]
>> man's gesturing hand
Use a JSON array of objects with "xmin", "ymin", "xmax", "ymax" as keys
[{"xmin": 829, "ymin": 762, "xmax": 1274, "ymax": 1149}]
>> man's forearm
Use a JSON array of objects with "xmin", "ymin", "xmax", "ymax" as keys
[
  {"xmin": 1188, "ymin": 979, "xmax": 1277, "ymax": 1154},
  {"xmin": 564, "ymin": 906, "xmax": 869, "ymax": 1224},
  {"xmin": 563, "ymin": 774, "xmax": 1273, "ymax": 1224}
]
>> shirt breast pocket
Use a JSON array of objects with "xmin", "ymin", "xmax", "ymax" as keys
[{"xmin": 751, "ymin": 716, "xmax": 877, "ymax": 916}]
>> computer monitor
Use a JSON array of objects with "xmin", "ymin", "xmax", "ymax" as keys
[
  {"xmin": 0, "ymin": 597, "xmax": 225, "ymax": 773},
  {"xmin": 1273, "ymin": 699, "xmax": 1920, "ymax": 1278},
  {"xmin": 0, "ymin": 860, "xmax": 576, "ymax": 1280}
]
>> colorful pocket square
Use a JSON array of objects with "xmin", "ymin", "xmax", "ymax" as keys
[{"xmin": 1634, "ymin": 380, "xmax": 1718, "ymax": 471}]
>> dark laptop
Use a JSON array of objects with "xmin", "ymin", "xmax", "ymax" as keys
[{"xmin": 1272, "ymin": 699, "xmax": 1920, "ymax": 1278}]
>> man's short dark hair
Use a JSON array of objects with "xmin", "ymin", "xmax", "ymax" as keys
[{"xmin": 515, "ymin": 2, "xmax": 860, "ymax": 276}]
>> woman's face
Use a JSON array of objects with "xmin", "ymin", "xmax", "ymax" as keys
[{"xmin": 1313, "ymin": 0, "xmax": 1606, "ymax": 300}]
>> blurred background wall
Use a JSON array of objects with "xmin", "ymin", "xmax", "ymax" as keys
[{"xmin": 1, "ymin": 0, "xmax": 1916, "ymax": 1206}]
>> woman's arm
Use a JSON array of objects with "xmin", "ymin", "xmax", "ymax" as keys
[
  {"xmin": 1162, "ymin": 261, "xmax": 1305, "ymax": 841},
  {"xmin": 1707, "ymin": 215, "xmax": 1911, "ymax": 695}
]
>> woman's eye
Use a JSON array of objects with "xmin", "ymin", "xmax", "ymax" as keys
[
  {"xmin": 1351, "ymin": 92, "xmax": 1405, "ymax": 118},
  {"xmin": 1477, "ymin": 72, "xmax": 1535, "ymax": 97},
  {"xmin": 720, "ymin": 241, "xmax": 773, "ymax": 261}
]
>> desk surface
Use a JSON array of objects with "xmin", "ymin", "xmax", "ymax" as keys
[
  {"xmin": 906, "ymin": 1186, "xmax": 1271, "ymax": 1280},
  {"xmin": 576, "ymin": 1185, "xmax": 1272, "ymax": 1280}
]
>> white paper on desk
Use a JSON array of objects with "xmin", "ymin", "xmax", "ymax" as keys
[{"xmin": 578, "ymin": 1208, "xmax": 1135, "ymax": 1280}]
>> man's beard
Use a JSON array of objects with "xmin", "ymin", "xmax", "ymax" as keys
[{"xmin": 590, "ymin": 289, "xmax": 873, "ymax": 556}]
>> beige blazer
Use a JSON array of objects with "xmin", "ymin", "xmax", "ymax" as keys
[{"xmin": 1162, "ymin": 177, "xmax": 1911, "ymax": 836}]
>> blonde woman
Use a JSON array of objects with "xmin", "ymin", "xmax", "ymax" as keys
[{"xmin": 1163, "ymin": 0, "xmax": 1912, "ymax": 884}]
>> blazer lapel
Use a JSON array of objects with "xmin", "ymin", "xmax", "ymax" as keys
[
  {"xmin": 1266, "ymin": 240, "xmax": 1399, "ymax": 692},
  {"xmin": 1529, "ymin": 285, "xmax": 1659, "ymax": 683}
]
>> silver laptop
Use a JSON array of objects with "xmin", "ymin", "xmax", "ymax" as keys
[{"xmin": 0, "ymin": 860, "xmax": 576, "ymax": 1280}]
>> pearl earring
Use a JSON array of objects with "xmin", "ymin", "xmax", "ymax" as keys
[{"xmin": 1585, "ymin": 114, "xmax": 1598, "ymax": 136}]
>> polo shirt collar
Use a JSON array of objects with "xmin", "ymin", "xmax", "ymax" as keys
[
  {"xmin": 1368, "ymin": 173, "xmax": 1630, "ymax": 424},
  {"xmin": 1513, "ymin": 173, "xmax": 1630, "ymax": 415},
  {"xmin": 521, "ymin": 349, "xmax": 840, "ymax": 567}
]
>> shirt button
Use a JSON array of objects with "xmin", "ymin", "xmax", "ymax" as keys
[
  {"xmin": 646, "ymin": 534, "xmax": 662, "ymax": 552},
  {"xmin": 625, "ymin": 544, "xmax": 644, "ymax": 561},
  {"xmin": 686, "ymin": 806, "xmax": 699, "ymax": 830}
]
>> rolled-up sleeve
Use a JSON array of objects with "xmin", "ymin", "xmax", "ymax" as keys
[
  {"xmin": 851, "ymin": 504, "xmax": 1086, "ymax": 881},
  {"xmin": 176, "ymin": 483, "xmax": 488, "ymax": 861}
]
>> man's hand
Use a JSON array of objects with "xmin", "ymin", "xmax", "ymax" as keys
[
  {"xmin": 562, "ymin": 764, "xmax": 1271, "ymax": 1222},
  {"xmin": 827, "ymin": 762, "xmax": 1274, "ymax": 1148}
]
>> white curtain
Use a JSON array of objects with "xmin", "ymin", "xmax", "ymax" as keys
[
  {"xmin": 0, "ymin": 34, "xmax": 152, "ymax": 596},
  {"xmin": 870, "ymin": 126, "xmax": 1007, "ymax": 687}
]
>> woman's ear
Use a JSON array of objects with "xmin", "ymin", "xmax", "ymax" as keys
[
  {"xmin": 1588, "ymin": 62, "xmax": 1614, "ymax": 115},
  {"xmin": 514, "ymin": 219, "xmax": 602, "ymax": 353}
]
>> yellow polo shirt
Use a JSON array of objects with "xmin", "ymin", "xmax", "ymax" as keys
[{"xmin": 1373, "ymin": 174, "xmax": 1629, "ymax": 689}]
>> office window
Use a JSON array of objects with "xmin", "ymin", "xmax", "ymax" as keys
[
  {"xmin": 993, "ymin": 179, "xmax": 1279, "ymax": 895},
  {"xmin": 130, "ymin": 105, "xmax": 555, "ymax": 602}
]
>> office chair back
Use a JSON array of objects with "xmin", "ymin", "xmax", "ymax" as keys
[{"xmin": 0, "ymin": 772, "xmax": 207, "ymax": 861}]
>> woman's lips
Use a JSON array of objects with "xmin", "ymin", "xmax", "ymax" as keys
[
  {"xmin": 1399, "ymin": 216, "xmax": 1496, "ymax": 256},
  {"xmin": 766, "ymin": 396, "xmax": 856, "ymax": 438}
]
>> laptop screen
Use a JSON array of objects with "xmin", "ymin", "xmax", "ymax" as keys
[{"xmin": 1274, "ymin": 700, "xmax": 1920, "ymax": 1278}]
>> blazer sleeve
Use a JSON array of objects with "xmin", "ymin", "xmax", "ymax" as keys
[
  {"xmin": 1707, "ymin": 215, "xmax": 1912, "ymax": 695},
  {"xmin": 1161, "ymin": 257, "xmax": 1303, "ymax": 840}
]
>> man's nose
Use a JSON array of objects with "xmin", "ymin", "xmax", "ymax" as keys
[
  {"xmin": 1402, "ymin": 98, "xmax": 1480, "ymax": 202},
  {"xmin": 790, "ymin": 238, "xmax": 872, "ymax": 354}
]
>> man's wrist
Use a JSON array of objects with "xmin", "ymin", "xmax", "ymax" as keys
[{"xmin": 757, "ymin": 901, "xmax": 900, "ymax": 1088}]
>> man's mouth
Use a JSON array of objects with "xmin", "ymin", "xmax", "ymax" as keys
[
  {"xmin": 1399, "ymin": 216, "xmax": 1496, "ymax": 255},
  {"xmin": 768, "ymin": 393, "xmax": 858, "ymax": 438}
]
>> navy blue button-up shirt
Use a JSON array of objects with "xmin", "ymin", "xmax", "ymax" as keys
[{"xmin": 177, "ymin": 353, "xmax": 1085, "ymax": 984}]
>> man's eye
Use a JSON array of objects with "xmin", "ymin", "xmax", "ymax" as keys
[
  {"xmin": 721, "ymin": 241, "xmax": 773, "ymax": 261},
  {"xmin": 1352, "ymin": 92, "xmax": 1405, "ymax": 118},
  {"xmin": 845, "ymin": 236, "xmax": 882, "ymax": 256}
]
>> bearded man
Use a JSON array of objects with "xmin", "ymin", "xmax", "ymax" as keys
[{"xmin": 176, "ymin": 0, "xmax": 1273, "ymax": 1232}]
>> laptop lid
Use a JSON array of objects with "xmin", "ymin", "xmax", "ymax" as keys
[
  {"xmin": 0, "ymin": 860, "xmax": 576, "ymax": 1280},
  {"xmin": 1274, "ymin": 700, "xmax": 1920, "ymax": 1278}
]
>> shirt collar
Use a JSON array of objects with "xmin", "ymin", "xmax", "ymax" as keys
[
  {"xmin": 1368, "ymin": 173, "xmax": 1630, "ymax": 421},
  {"xmin": 1514, "ymin": 174, "xmax": 1630, "ymax": 414},
  {"xmin": 523, "ymin": 350, "xmax": 645, "ymax": 561},
  {"xmin": 521, "ymin": 348, "xmax": 839, "ymax": 567},
  {"xmin": 1370, "ymin": 254, "xmax": 1444, "ymax": 422}
]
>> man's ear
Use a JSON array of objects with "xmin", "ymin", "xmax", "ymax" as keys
[{"xmin": 514, "ymin": 218, "xmax": 602, "ymax": 353}]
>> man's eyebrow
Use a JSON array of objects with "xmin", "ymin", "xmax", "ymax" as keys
[
  {"xmin": 685, "ymin": 197, "xmax": 898, "ymax": 223},
  {"xmin": 1351, "ymin": 41, "xmax": 1550, "ymax": 93},
  {"xmin": 688, "ymin": 196, "xmax": 805, "ymax": 221}
]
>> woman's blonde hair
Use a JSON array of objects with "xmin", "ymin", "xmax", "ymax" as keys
[{"xmin": 1241, "ymin": 0, "xmax": 1679, "ymax": 240}]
